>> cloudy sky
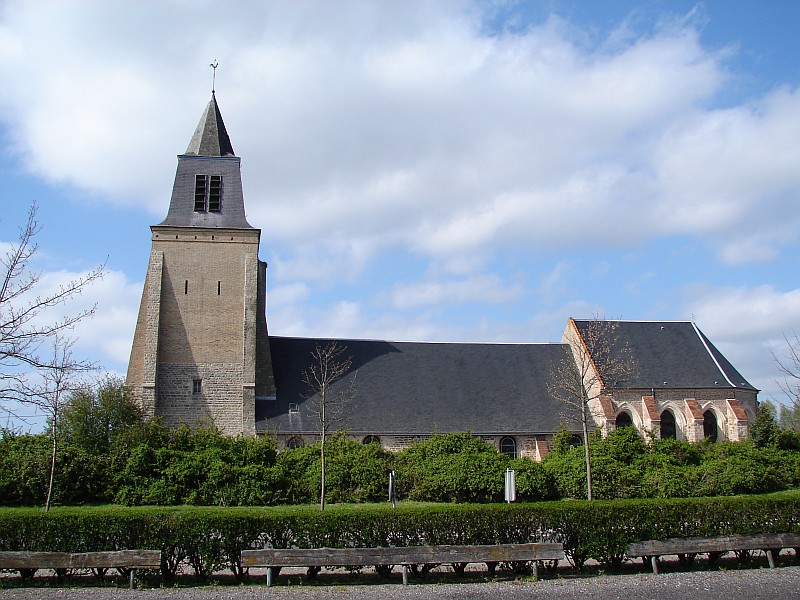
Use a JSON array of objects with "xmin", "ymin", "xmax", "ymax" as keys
[{"xmin": 1, "ymin": 1, "xmax": 799, "ymax": 428}]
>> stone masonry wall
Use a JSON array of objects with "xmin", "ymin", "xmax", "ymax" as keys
[{"xmin": 156, "ymin": 362, "xmax": 245, "ymax": 435}]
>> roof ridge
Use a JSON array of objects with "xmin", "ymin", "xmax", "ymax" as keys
[{"xmin": 691, "ymin": 322, "xmax": 736, "ymax": 387}]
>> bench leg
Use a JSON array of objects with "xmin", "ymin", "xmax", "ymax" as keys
[
  {"xmin": 766, "ymin": 549, "xmax": 776, "ymax": 569},
  {"xmin": 532, "ymin": 561, "xmax": 539, "ymax": 580},
  {"xmin": 651, "ymin": 556, "xmax": 660, "ymax": 575},
  {"xmin": 402, "ymin": 564, "xmax": 408, "ymax": 585},
  {"xmin": 129, "ymin": 568, "xmax": 135, "ymax": 589},
  {"xmin": 266, "ymin": 567, "xmax": 273, "ymax": 587}
]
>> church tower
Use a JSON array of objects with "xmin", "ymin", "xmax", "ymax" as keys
[{"xmin": 126, "ymin": 94, "xmax": 274, "ymax": 436}]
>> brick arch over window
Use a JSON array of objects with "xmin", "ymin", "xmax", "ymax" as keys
[{"xmin": 363, "ymin": 435, "xmax": 381, "ymax": 445}]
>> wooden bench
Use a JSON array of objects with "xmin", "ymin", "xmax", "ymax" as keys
[
  {"xmin": 627, "ymin": 533, "xmax": 800, "ymax": 575},
  {"xmin": 242, "ymin": 543, "xmax": 564, "ymax": 585},
  {"xmin": 0, "ymin": 550, "xmax": 161, "ymax": 588}
]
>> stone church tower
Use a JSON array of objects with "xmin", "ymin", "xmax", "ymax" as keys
[{"xmin": 126, "ymin": 94, "xmax": 274, "ymax": 436}]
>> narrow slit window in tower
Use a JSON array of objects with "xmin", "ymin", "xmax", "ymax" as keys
[
  {"xmin": 217, "ymin": 281, "xmax": 221, "ymax": 295},
  {"xmin": 184, "ymin": 280, "xmax": 188, "ymax": 295}
]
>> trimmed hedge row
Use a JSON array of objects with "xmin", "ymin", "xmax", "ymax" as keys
[{"xmin": 1, "ymin": 493, "xmax": 799, "ymax": 579}]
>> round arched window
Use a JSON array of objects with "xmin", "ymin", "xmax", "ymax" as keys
[
  {"xmin": 363, "ymin": 435, "xmax": 381, "ymax": 446},
  {"xmin": 499, "ymin": 436, "xmax": 517, "ymax": 459},
  {"xmin": 660, "ymin": 410, "xmax": 677, "ymax": 440},
  {"xmin": 286, "ymin": 436, "xmax": 304, "ymax": 450}
]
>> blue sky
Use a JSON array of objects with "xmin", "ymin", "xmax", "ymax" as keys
[{"xmin": 1, "ymin": 1, "xmax": 799, "ymax": 429}]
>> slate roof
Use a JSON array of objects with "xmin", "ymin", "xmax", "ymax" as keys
[
  {"xmin": 256, "ymin": 336, "xmax": 575, "ymax": 436},
  {"xmin": 571, "ymin": 320, "xmax": 757, "ymax": 391},
  {"xmin": 185, "ymin": 92, "xmax": 235, "ymax": 157}
]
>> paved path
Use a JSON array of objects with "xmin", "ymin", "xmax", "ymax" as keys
[{"xmin": 2, "ymin": 567, "xmax": 799, "ymax": 600}]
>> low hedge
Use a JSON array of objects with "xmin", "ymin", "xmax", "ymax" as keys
[{"xmin": 1, "ymin": 493, "xmax": 798, "ymax": 580}]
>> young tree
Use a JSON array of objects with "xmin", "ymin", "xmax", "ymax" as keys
[
  {"xmin": 301, "ymin": 342, "xmax": 356, "ymax": 511},
  {"xmin": 0, "ymin": 203, "xmax": 104, "ymax": 418},
  {"xmin": 550, "ymin": 318, "xmax": 636, "ymax": 501},
  {"xmin": 21, "ymin": 335, "xmax": 94, "ymax": 510}
]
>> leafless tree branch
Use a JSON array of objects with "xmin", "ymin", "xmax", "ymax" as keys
[{"xmin": 0, "ymin": 202, "xmax": 105, "ymax": 415}]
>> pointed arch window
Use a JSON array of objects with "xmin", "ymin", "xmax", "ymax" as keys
[
  {"xmin": 703, "ymin": 410, "xmax": 719, "ymax": 442},
  {"xmin": 661, "ymin": 410, "xmax": 677, "ymax": 440},
  {"xmin": 194, "ymin": 175, "xmax": 223, "ymax": 212},
  {"xmin": 615, "ymin": 412, "xmax": 633, "ymax": 428}
]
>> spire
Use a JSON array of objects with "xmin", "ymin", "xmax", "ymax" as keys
[
  {"xmin": 185, "ymin": 92, "xmax": 235, "ymax": 157},
  {"xmin": 158, "ymin": 95, "xmax": 253, "ymax": 229}
]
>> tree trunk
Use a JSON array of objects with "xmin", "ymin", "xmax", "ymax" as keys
[
  {"xmin": 320, "ymin": 431, "xmax": 326, "ymax": 511},
  {"xmin": 581, "ymin": 400, "xmax": 593, "ymax": 501},
  {"xmin": 45, "ymin": 427, "xmax": 56, "ymax": 512}
]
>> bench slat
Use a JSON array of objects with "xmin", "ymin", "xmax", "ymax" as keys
[
  {"xmin": 0, "ymin": 551, "xmax": 73, "ymax": 569},
  {"xmin": 242, "ymin": 543, "xmax": 564, "ymax": 567},
  {"xmin": 69, "ymin": 550, "xmax": 162, "ymax": 569},
  {"xmin": 627, "ymin": 533, "xmax": 800, "ymax": 558},
  {"xmin": 0, "ymin": 550, "xmax": 161, "ymax": 570}
]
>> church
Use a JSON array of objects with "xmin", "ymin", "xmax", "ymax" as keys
[{"xmin": 125, "ymin": 95, "xmax": 758, "ymax": 460}]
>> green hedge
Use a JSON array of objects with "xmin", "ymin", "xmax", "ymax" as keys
[{"xmin": 1, "ymin": 493, "xmax": 799, "ymax": 580}]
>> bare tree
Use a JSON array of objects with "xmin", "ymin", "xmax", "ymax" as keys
[
  {"xmin": 0, "ymin": 202, "xmax": 104, "ymax": 417},
  {"xmin": 550, "ymin": 317, "xmax": 636, "ymax": 500},
  {"xmin": 774, "ymin": 331, "xmax": 800, "ymax": 430},
  {"xmin": 302, "ymin": 342, "xmax": 356, "ymax": 511},
  {"xmin": 20, "ymin": 335, "xmax": 95, "ymax": 510},
  {"xmin": 775, "ymin": 331, "xmax": 800, "ymax": 404}
]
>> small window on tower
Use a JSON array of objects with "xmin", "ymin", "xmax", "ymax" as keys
[
  {"xmin": 192, "ymin": 379, "xmax": 202, "ymax": 395},
  {"xmin": 208, "ymin": 175, "xmax": 222, "ymax": 212},
  {"xmin": 194, "ymin": 175, "xmax": 207, "ymax": 212}
]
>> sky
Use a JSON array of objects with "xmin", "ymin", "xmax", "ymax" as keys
[{"xmin": 1, "ymin": 0, "xmax": 799, "ymax": 430}]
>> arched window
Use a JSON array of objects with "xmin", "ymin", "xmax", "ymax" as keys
[
  {"xmin": 615, "ymin": 412, "xmax": 633, "ymax": 428},
  {"xmin": 660, "ymin": 410, "xmax": 677, "ymax": 440},
  {"xmin": 363, "ymin": 435, "xmax": 381, "ymax": 446},
  {"xmin": 499, "ymin": 437, "xmax": 517, "ymax": 459},
  {"xmin": 569, "ymin": 435, "xmax": 583, "ymax": 448},
  {"xmin": 703, "ymin": 410, "xmax": 719, "ymax": 442},
  {"xmin": 286, "ymin": 436, "xmax": 304, "ymax": 450}
]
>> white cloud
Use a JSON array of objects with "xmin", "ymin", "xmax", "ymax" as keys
[
  {"xmin": 387, "ymin": 274, "xmax": 523, "ymax": 310},
  {"xmin": 5, "ymin": 0, "xmax": 794, "ymax": 271},
  {"xmin": 23, "ymin": 268, "xmax": 142, "ymax": 373},
  {"xmin": 687, "ymin": 284, "xmax": 800, "ymax": 403}
]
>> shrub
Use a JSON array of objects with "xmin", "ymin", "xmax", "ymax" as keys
[
  {"xmin": 394, "ymin": 433, "xmax": 509, "ymax": 502},
  {"xmin": 1, "ymin": 493, "xmax": 799, "ymax": 578}
]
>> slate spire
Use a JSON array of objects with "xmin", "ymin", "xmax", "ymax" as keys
[
  {"xmin": 185, "ymin": 92, "xmax": 235, "ymax": 157},
  {"xmin": 158, "ymin": 94, "xmax": 253, "ymax": 229}
]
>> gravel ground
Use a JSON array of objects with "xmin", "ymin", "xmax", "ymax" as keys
[{"xmin": 1, "ymin": 567, "xmax": 799, "ymax": 600}]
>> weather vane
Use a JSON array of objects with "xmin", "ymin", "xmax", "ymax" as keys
[{"xmin": 210, "ymin": 60, "xmax": 219, "ymax": 93}]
